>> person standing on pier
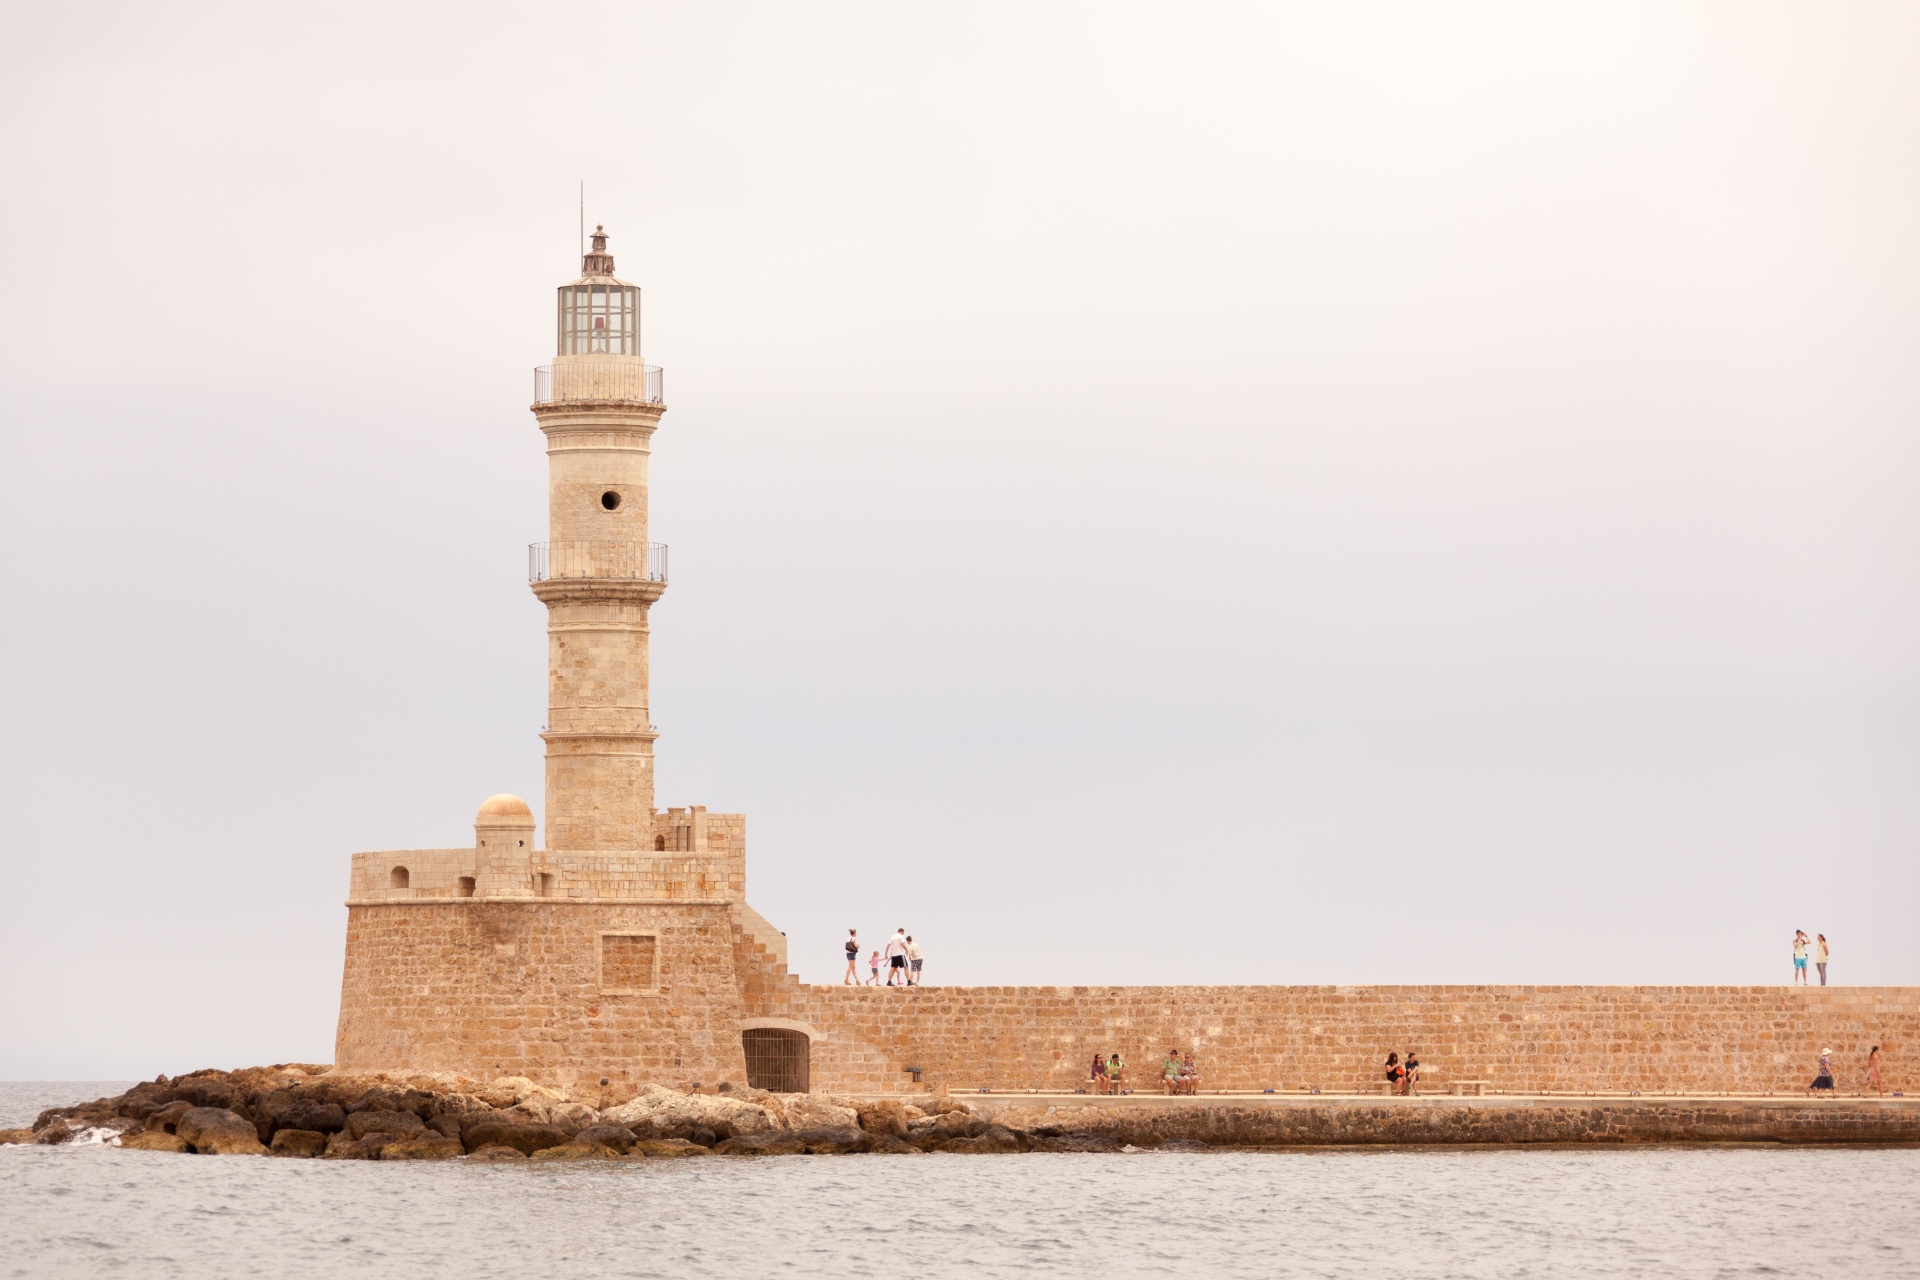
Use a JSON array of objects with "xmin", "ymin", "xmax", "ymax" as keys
[
  {"xmin": 1792, "ymin": 931, "xmax": 1810, "ymax": 986},
  {"xmin": 1815, "ymin": 934, "xmax": 1830, "ymax": 986},
  {"xmin": 885, "ymin": 928, "xmax": 909, "ymax": 986},
  {"xmin": 1867, "ymin": 1046, "xmax": 1883, "ymax": 1095}
]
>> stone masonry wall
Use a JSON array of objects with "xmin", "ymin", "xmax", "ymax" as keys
[
  {"xmin": 755, "ymin": 983, "xmax": 1919, "ymax": 1096},
  {"xmin": 336, "ymin": 901, "xmax": 748, "ymax": 1097},
  {"xmin": 337, "ymin": 901, "xmax": 1915, "ymax": 1102}
]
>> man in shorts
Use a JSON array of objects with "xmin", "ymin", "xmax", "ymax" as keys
[
  {"xmin": 1793, "ymin": 930, "xmax": 1809, "ymax": 986},
  {"xmin": 905, "ymin": 934, "xmax": 923, "ymax": 986},
  {"xmin": 885, "ymin": 928, "xmax": 909, "ymax": 986}
]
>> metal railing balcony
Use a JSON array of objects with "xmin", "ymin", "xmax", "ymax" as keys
[
  {"xmin": 529, "ymin": 541, "xmax": 668, "ymax": 584},
  {"xmin": 533, "ymin": 362, "xmax": 664, "ymax": 405}
]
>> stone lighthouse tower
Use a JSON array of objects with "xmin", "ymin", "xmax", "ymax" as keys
[
  {"xmin": 335, "ymin": 227, "xmax": 794, "ymax": 1096},
  {"xmin": 531, "ymin": 226, "xmax": 667, "ymax": 854}
]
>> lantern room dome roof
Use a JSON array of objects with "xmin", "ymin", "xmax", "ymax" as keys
[{"xmin": 566, "ymin": 223, "xmax": 631, "ymax": 286}]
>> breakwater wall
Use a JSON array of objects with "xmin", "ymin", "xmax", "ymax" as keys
[
  {"xmin": 337, "ymin": 900, "xmax": 1917, "ymax": 1100},
  {"xmin": 750, "ymin": 981, "xmax": 1919, "ymax": 1096},
  {"xmin": 944, "ymin": 1094, "xmax": 1920, "ymax": 1148}
]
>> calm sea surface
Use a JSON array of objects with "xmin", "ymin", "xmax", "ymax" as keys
[{"xmin": 5, "ymin": 1081, "xmax": 1918, "ymax": 1279}]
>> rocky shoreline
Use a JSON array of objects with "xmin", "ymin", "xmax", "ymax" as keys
[
  {"xmin": 0, "ymin": 1066, "xmax": 1100, "ymax": 1159},
  {"xmin": 8, "ymin": 1067, "xmax": 1918, "ymax": 1159}
]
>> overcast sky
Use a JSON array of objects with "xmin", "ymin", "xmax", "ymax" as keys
[{"xmin": 2, "ymin": 2, "xmax": 1916, "ymax": 1078}]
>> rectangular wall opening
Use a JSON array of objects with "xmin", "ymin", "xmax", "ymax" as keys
[{"xmin": 599, "ymin": 932, "xmax": 658, "ymax": 994}]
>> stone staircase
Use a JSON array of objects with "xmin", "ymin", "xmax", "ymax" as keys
[
  {"xmin": 732, "ymin": 902, "xmax": 803, "ymax": 1002},
  {"xmin": 729, "ymin": 902, "xmax": 917, "ymax": 1094}
]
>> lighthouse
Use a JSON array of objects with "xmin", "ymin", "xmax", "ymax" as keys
[
  {"xmin": 335, "ymin": 227, "xmax": 793, "ymax": 1095},
  {"xmin": 530, "ymin": 225, "xmax": 668, "ymax": 854}
]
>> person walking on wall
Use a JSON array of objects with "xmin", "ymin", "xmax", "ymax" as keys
[
  {"xmin": 1385, "ymin": 1052, "xmax": 1405, "ymax": 1095},
  {"xmin": 867, "ymin": 950, "xmax": 882, "ymax": 985},
  {"xmin": 1815, "ymin": 934, "xmax": 1830, "ymax": 986},
  {"xmin": 844, "ymin": 929, "xmax": 860, "ymax": 985},
  {"xmin": 1809, "ymin": 1047, "xmax": 1836, "ymax": 1095},
  {"xmin": 885, "ymin": 928, "xmax": 909, "ymax": 986},
  {"xmin": 1867, "ymin": 1045, "xmax": 1883, "ymax": 1096},
  {"xmin": 905, "ymin": 935, "xmax": 923, "ymax": 986},
  {"xmin": 1792, "ymin": 930, "xmax": 1810, "ymax": 986}
]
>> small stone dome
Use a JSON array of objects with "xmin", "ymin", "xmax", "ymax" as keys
[{"xmin": 475, "ymin": 793, "xmax": 534, "ymax": 821}]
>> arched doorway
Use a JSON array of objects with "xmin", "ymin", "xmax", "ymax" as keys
[{"xmin": 742, "ymin": 1027, "xmax": 810, "ymax": 1093}]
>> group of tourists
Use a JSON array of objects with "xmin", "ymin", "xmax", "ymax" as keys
[
  {"xmin": 1384, "ymin": 1050, "xmax": 1422, "ymax": 1094},
  {"xmin": 843, "ymin": 928, "xmax": 924, "ymax": 986},
  {"xmin": 1082, "ymin": 1050, "xmax": 1202, "ymax": 1095},
  {"xmin": 1791, "ymin": 930, "xmax": 1833, "ymax": 986},
  {"xmin": 1159, "ymin": 1050, "xmax": 1202, "ymax": 1094},
  {"xmin": 1809, "ymin": 1045, "xmax": 1884, "ymax": 1096}
]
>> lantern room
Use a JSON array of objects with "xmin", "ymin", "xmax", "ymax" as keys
[{"xmin": 557, "ymin": 225, "xmax": 641, "ymax": 356}]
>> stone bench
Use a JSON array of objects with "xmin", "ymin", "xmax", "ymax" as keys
[{"xmin": 1371, "ymin": 1078, "xmax": 1444, "ymax": 1095}]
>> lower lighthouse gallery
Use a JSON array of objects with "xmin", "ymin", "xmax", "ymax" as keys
[{"xmin": 334, "ymin": 231, "xmax": 1914, "ymax": 1101}]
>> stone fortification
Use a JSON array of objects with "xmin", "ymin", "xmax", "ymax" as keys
[
  {"xmin": 336, "ymin": 900, "xmax": 755, "ymax": 1091},
  {"xmin": 340, "ymin": 876, "xmax": 1918, "ymax": 1098},
  {"xmin": 742, "ymin": 954, "xmax": 1917, "ymax": 1096},
  {"xmin": 332, "ymin": 228, "xmax": 1917, "ymax": 1108}
]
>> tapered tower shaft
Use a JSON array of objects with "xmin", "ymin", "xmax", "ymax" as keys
[{"xmin": 530, "ymin": 226, "xmax": 667, "ymax": 853}]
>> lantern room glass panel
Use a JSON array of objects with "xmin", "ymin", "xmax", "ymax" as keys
[{"xmin": 557, "ymin": 283, "xmax": 641, "ymax": 355}]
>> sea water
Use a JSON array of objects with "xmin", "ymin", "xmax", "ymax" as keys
[{"xmin": 4, "ymin": 1081, "xmax": 1917, "ymax": 1278}]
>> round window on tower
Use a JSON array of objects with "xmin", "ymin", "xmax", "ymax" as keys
[{"xmin": 600, "ymin": 490, "xmax": 622, "ymax": 511}]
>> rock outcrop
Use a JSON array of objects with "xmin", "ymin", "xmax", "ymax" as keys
[
  {"xmin": 269, "ymin": 1129, "xmax": 329, "ymax": 1158},
  {"xmin": 176, "ymin": 1108, "xmax": 269, "ymax": 1156},
  {"xmin": 17, "ymin": 1068, "xmax": 1062, "ymax": 1161}
]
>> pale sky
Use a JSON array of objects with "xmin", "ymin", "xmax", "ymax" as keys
[{"xmin": 2, "ymin": 2, "xmax": 1916, "ymax": 1077}]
